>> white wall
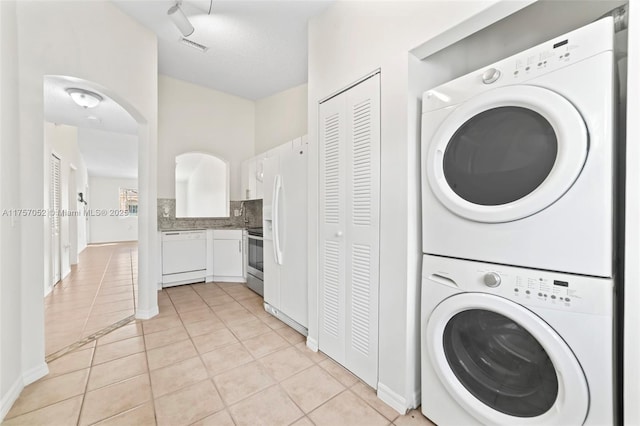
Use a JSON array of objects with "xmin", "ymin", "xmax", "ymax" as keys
[
  {"xmin": 10, "ymin": 0, "xmax": 158, "ymax": 412},
  {"xmin": 88, "ymin": 177, "xmax": 138, "ymax": 243},
  {"xmin": 307, "ymin": 0, "xmax": 505, "ymax": 412},
  {"xmin": 158, "ymin": 74, "xmax": 254, "ymax": 201},
  {"xmin": 0, "ymin": 1, "xmax": 23, "ymax": 420},
  {"xmin": 44, "ymin": 123, "xmax": 89, "ymax": 293},
  {"xmin": 255, "ymin": 83, "xmax": 307, "ymax": 153}
]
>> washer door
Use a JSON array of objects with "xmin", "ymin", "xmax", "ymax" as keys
[
  {"xmin": 426, "ymin": 293, "xmax": 589, "ymax": 425},
  {"xmin": 425, "ymin": 85, "xmax": 587, "ymax": 223}
]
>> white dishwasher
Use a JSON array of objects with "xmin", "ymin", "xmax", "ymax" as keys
[{"xmin": 161, "ymin": 230, "xmax": 207, "ymax": 287}]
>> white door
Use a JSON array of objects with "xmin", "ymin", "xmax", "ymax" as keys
[
  {"xmin": 50, "ymin": 154, "xmax": 61, "ymax": 286},
  {"xmin": 424, "ymin": 85, "xmax": 588, "ymax": 223},
  {"xmin": 319, "ymin": 73, "xmax": 380, "ymax": 387},
  {"xmin": 425, "ymin": 293, "xmax": 589, "ymax": 425}
]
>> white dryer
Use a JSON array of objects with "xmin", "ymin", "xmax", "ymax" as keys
[
  {"xmin": 421, "ymin": 254, "xmax": 614, "ymax": 425},
  {"xmin": 421, "ymin": 18, "xmax": 616, "ymax": 277}
]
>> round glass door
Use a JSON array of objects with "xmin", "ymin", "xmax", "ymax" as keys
[
  {"xmin": 443, "ymin": 309, "xmax": 558, "ymax": 417},
  {"xmin": 425, "ymin": 85, "xmax": 587, "ymax": 223},
  {"xmin": 426, "ymin": 293, "xmax": 589, "ymax": 425}
]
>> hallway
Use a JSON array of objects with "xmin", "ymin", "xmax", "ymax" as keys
[{"xmin": 45, "ymin": 242, "xmax": 137, "ymax": 357}]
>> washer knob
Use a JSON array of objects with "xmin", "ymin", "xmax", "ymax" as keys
[
  {"xmin": 484, "ymin": 272, "xmax": 501, "ymax": 287},
  {"xmin": 482, "ymin": 68, "xmax": 501, "ymax": 84}
]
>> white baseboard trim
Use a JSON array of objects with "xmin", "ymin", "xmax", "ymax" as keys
[
  {"xmin": 306, "ymin": 336, "xmax": 319, "ymax": 352},
  {"xmin": 22, "ymin": 362, "xmax": 49, "ymax": 386},
  {"xmin": 0, "ymin": 376, "xmax": 23, "ymax": 422},
  {"xmin": 135, "ymin": 306, "xmax": 159, "ymax": 320},
  {"xmin": 377, "ymin": 382, "xmax": 409, "ymax": 415},
  {"xmin": 212, "ymin": 276, "xmax": 246, "ymax": 283},
  {"xmin": 408, "ymin": 387, "xmax": 421, "ymax": 410}
]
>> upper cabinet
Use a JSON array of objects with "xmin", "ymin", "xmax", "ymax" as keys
[
  {"xmin": 175, "ymin": 152, "xmax": 230, "ymax": 217},
  {"xmin": 241, "ymin": 153, "xmax": 268, "ymax": 200}
]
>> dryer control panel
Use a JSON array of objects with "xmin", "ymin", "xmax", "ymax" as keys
[{"xmin": 422, "ymin": 16, "xmax": 614, "ymax": 113}]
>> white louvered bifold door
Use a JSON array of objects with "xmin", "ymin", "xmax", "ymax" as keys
[
  {"xmin": 344, "ymin": 75, "xmax": 380, "ymax": 387},
  {"xmin": 318, "ymin": 73, "xmax": 380, "ymax": 388},
  {"xmin": 319, "ymin": 92, "xmax": 347, "ymax": 363},
  {"xmin": 50, "ymin": 154, "xmax": 62, "ymax": 285}
]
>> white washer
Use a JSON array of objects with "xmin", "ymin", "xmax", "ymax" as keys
[
  {"xmin": 421, "ymin": 18, "xmax": 616, "ymax": 277},
  {"xmin": 421, "ymin": 254, "xmax": 614, "ymax": 425}
]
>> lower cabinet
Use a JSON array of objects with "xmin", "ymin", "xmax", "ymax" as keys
[{"xmin": 212, "ymin": 229, "xmax": 244, "ymax": 282}]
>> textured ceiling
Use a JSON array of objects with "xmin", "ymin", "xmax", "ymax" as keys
[{"xmin": 113, "ymin": 0, "xmax": 333, "ymax": 100}]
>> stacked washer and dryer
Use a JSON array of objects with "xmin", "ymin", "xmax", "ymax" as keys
[{"xmin": 420, "ymin": 18, "xmax": 617, "ymax": 425}]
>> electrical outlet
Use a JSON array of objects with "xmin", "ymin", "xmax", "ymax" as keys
[{"xmin": 234, "ymin": 209, "xmax": 241, "ymax": 217}]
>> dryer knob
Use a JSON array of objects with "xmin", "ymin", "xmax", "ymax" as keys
[
  {"xmin": 482, "ymin": 68, "xmax": 501, "ymax": 84},
  {"xmin": 484, "ymin": 272, "xmax": 502, "ymax": 288}
]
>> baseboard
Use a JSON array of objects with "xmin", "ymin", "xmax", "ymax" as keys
[
  {"xmin": 377, "ymin": 382, "xmax": 409, "ymax": 415},
  {"xmin": 408, "ymin": 387, "xmax": 421, "ymax": 410},
  {"xmin": 306, "ymin": 336, "xmax": 319, "ymax": 352},
  {"xmin": 0, "ymin": 376, "xmax": 23, "ymax": 422},
  {"xmin": 22, "ymin": 362, "xmax": 49, "ymax": 386},
  {"xmin": 135, "ymin": 306, "xmax": 159, "ymax": 320},
  {"xmin": 212, "ymin": 276, "xmax": 246, "ymax": 283}
]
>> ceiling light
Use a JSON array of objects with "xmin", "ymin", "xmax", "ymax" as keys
[
  {"xmin": 168, "ymin": 3, "xmax": 194, "ymax": 37},
  {"xmin": 180, "ymin": 38, "xmax": 208, "ymax": 52},
  {"xmin": 66, "ymin": 88, "xmax": 103, "ymax": 108}
]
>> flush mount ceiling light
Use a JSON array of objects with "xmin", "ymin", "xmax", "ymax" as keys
[
  {"xmin": 168, "ymin": 2, "xmax": 194, "ymax": 37},
  {"xmin": 66, "ymin": 88, "xmax": 103, "ymax": 109}
]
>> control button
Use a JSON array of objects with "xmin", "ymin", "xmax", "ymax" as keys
[
  {"xmin": 525, "ymin": 290, "xmax": 531, "ymax": 295},
  {"xmin": 565, "ymin": 297, "xmax": 571, "ymax": 302},
  {"xmin": 551, "ymin": 295, "xmax": 556, "ymax": 299},
  {"xmin": 538, "ymin": 292, "xmax": 542, "ymax": 297},
  {"xmin": 483, "ymin": 272, "xmax": 502, "ymax": 287},
  {"xmin": 514, "ymin": 70, "xmax": 519, "ymax": 75},
  {"xmin": 482, "ymin": 68, "xmax": 501, "ymax": 84},
  {"xmin": 514, "ymin": 288, "xmax": 519, "ymax": 292},
  {"xmin": 565, "ymin": 52, "xmax": 570, "ymax": 57},
  {"xmin": 525, "ymin": 66, "xmax": 530, "ymax": 71},
  {"xmin": 537, "ymin": 62, "xmax": 542, "ymax": 66},
  {"xmin": 544, "ymin": 294, "xmax": 548, "ymax": 297}
]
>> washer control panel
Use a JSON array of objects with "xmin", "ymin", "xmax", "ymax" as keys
[
  {"xmin": 471, "ymin": 265, "xmax": 612, "ymax": 316},
  {"xmin": 423, "ymin": 255, "xmax": 613, "ymax": 317}
]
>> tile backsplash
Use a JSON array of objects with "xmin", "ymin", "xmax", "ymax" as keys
[{"xmin": 157, "ymin": 198, "xmax": 262, "ymax": 230}]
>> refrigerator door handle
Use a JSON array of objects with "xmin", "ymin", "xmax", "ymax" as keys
[{"xmin": 272, "ymin": 174, "xmax": 283, "ymax": 265}]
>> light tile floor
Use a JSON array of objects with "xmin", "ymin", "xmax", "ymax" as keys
[
  {"xmin": 44, "ymin": 242, "xmax": 138, "ymax": 356},
  {"xmin": 4, "ymin": 243, "xmax": 436, "ymax": 426}
]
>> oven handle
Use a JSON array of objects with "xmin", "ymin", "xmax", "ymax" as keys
[{"xmin": 247, "ymin": 235, "xmax": 263, "ymax": 241}]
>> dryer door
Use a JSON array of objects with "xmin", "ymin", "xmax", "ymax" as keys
[
  {"xmin": 425, "ymin": 85, "xmax": 587, "ymax": 223},
  {"xmin": 426, "ymin": 293, "xmax": 589, "ymax": 425}
]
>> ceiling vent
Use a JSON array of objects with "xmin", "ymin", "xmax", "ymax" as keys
[{"xmin": 180, "ymin": 38, "xmax": 208, "ymax": 52}]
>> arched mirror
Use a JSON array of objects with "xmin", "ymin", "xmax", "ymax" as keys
[{"xmin": 175, "ymin": 152, "xmax": 229, "ymax": 218}]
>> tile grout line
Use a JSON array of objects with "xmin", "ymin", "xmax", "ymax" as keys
[
  {"xmin": 79, "ymin": 250, "xmax": 114, "ymax": 339},
  {"xmin": 45, "ymin": 315, "xmax": 136, "ymax": 364}
]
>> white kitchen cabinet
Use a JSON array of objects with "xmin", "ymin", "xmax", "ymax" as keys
[
  {"xmin": 212, "ymin": 229, "xmax": 244, "ymax": 282},
  {"xmin": 318, "ymin": 73, "xmax": 381, "ymax": 388},
  {"xmin": 240, "ymin": 154, "xmax": 267, "ymax": 200}
]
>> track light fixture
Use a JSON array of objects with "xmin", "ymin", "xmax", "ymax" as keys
[{"xmin": 168, "ymin": 2, "xmax": 194, "ymax": 37}]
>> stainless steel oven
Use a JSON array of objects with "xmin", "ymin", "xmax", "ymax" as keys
[{"xmin": 246, "ymin": 227, "xmax": 264, "ymax": 296}]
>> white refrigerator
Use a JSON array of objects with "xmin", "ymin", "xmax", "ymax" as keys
[{"xmin": 262, "ymin": 136, "xmax": 308, "ymax": 333}]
